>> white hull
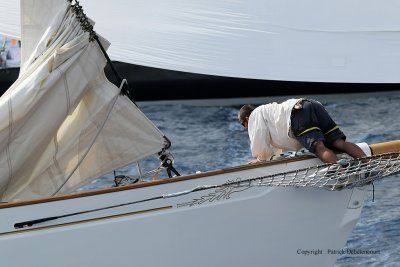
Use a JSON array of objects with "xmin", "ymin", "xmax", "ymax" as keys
[{"xmin": 0, "ymin": 157, "xmax": 367, "ymax": 267}]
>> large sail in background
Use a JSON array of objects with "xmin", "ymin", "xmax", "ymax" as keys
[
  {"xmin": 0, "ymin": 0, "xmax": 165, "ymax": 201},
  {"xmin": 0, "ymin": 1, "xmax": 19, "ymax": 38},
  {"xmin": 2, "ymin": 0, "xmax": 400, "ymax": 83}
]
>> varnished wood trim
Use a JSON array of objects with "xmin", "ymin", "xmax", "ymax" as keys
[
  {"xmin": 370, "ymin": 140, "xmax": 400, "ymax": 155},
  {"xmin": 0, "ymin": 155, "xmax": 315, "ymax": 209},
  {"xmin": 0, "ymin": 206, "xmax": 172, "ymax": 236},
  {"xmin": 2, "ymin": 140, "xmax": 400, "ymax": 210}
]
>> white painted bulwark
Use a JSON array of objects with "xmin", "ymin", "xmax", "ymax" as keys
[{"xmin": 0, "ymin": 157, "xmax": 367, "ymax": 267}]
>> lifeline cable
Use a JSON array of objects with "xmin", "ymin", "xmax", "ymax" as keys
[{"xmin": 14, "ymin": 152, "xmax": 400, "ymax": 228}]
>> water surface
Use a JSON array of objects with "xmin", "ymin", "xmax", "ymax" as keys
[{"xmin": 91, "ymin": 91, "xmax": 400, "ymax": 266}]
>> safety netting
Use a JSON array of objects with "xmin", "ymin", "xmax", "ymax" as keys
[{"xmin": 227, "ymin": 152, "xmax": 400, "ymax": 191}]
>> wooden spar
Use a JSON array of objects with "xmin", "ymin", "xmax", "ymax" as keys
[{"xmin": 370, "ymin": 140, "xmax": 400, "ymax": 155}]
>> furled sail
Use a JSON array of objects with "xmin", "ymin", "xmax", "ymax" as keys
[
  {"xmin": 4, "ymin": 0, "xmax": 400, "ymax": 83},
  {"xmin": 0, "ymin": 0, "xmax": 166, "ymax": 201}
]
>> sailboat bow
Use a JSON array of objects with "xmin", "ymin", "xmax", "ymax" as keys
[{"xmin": 0, "ymin": 1, "xmax": 399, "ymax": 267}]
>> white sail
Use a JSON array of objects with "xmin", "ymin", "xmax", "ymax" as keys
[
  {"xmin": 0, "ymin": 0, "xmax": 165, "ymax": 201},
  {"xmin": 2, "ymin": 0, "xmax": 400, "ymax": 83},
  {"xmin": 0, "ymin": 1, "xmax": 20, "ymax": 38}
]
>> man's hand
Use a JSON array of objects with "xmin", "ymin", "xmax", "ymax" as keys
[{"xmin": 247, "ymin": 159, "xmax": 260, "ymax": 164}]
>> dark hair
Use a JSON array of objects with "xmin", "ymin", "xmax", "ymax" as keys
[{"xmin": 238, "ymin": 104, "xmax": 256, "ymax": 121}]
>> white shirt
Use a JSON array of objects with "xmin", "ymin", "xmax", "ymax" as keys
[{"xmin": 248, "ymin": 98, "xmax": 303, "ymax": 161}]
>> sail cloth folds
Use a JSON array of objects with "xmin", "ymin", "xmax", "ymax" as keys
[
  {"xmin": 0, "ymin": 0, "xmax": 165, "ymax": 201},
  {"xmin": 3, "ymin": 0, "xmax": 400, "ymax": 83}
]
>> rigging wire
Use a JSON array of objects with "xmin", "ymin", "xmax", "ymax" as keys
[
  {"xmin": 14, "ymin": 152, "xmax": 400, "ymax": 228},
  {"xmin": 69, "ymin": 0, "xmax": 136, "ymax": 104},
  {"xmin": 67, "ymin": 0, "xmax": 180, "ymax": 185}
]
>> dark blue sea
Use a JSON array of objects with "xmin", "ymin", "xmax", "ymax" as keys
[{"xmin": 92, "ymin": 91, "xmax": 400, "ymax": 267}]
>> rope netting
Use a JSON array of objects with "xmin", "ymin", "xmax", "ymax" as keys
[
  {"xmin": 227, "ymin": 152, "xmax": 400, "ymax": 191},
  {"xmin": 13, "ymin": 153, "xmax": 400, "ymax": 227}
]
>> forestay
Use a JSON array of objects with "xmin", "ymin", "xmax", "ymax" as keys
[{"xmin": 0, "ymin": 0, "xmax": 165, "ymax": 201}]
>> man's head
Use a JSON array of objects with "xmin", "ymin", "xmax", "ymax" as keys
[{"xmin": 238, "ymin": 104, "xmax": 255, "ymax": 129}]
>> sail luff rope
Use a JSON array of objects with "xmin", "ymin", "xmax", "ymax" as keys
[
  {"xmin": 63, "ymin": 0, "xmax": 178, "ymax": 189},
  {"xmin": 68, "ymin": 0, "xmax": 135, "ymax": 103}
]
